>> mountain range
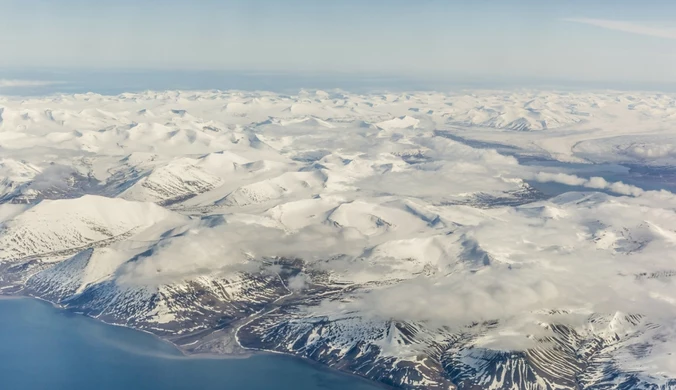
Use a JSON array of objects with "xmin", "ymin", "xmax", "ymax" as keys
[{"xmin": 1, "ymin": 89, "xmax": 676, "ymax": 389}]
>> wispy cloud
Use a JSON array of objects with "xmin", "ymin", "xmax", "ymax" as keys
[
  {"xmin": 565, "ymin": 18, "xmax": 676, "ymax": 40},
  {"xmin": 0, "ymin": 79, "xmax": 62, "ymax": 88}
]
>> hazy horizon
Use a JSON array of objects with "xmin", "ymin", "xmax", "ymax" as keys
[
  {"xmin": 3, "ymin": 0, "xmax": 676, "ymax": 89},
  {"xmin": 5, "ymin": 67, "xmax": 676, "ymax": 97}
]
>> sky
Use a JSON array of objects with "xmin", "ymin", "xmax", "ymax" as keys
[{"xmin": 2, "ymin": 0, "xmax": 676, "ymax": 88}]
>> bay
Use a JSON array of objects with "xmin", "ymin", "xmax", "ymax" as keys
[{"xmin": 0, "ymin": 298, "xmax": 383, "ymax": 390}]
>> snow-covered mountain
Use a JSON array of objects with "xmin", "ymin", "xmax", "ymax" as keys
[
  {"xmin": 0, "ymin": 195, "xmax": 187, "ymax": 262},
  {"xmin": 1, "ymin": 89, "xmax": 676, "ymax": 389}
]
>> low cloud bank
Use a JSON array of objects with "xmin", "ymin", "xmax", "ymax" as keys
[
  {"xmin": 0, "ymin": 79, "xmax": 62, "ymax": 88},
  {"xmin": 531, "ymin": 171, "xmax": 645, "ymax": 196}
]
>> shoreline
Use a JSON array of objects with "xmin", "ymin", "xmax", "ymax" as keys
[{"xmin": 1, "ymin": 293, "xmax": 394, "ymax": 390}]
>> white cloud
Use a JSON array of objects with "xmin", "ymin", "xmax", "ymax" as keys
[
  {"xmin": 529, "ymin": 171, "xmax": 646, "ymax": 197},
  {"xmin": 626, "ymin": 144, "xmax": 676, "ymax": 159},
  {"xmin": 531, "ymin": 172, "xmax": 587, "ymax": 186},
  {"xmin": 0, "ymin": 79, "xmax": 62, "ymax": 88},
  {"xmin": 287, "ymin": 273, "xmax": 309, "ymax": 291},
  {"xmin": 564, "ymin": 18, "xmax": 676, "ymax": 40}
]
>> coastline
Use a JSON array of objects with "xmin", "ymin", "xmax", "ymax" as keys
[{"xmin": 1, "ymin": 293, "xmax": 395, "ymax": 390}]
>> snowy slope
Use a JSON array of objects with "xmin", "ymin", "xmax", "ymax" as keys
[
  {"xmin": 119, "ymin": 159, "xmax": 224, "ymax": 205},
  {"xmin": 0, "ymin": 195, "xmax": 187, "ymax": 262}
]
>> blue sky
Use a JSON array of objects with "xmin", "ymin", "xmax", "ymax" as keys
[{"xmin": 2, "ymin": 0, "xmax": 676, "ymax": 85}]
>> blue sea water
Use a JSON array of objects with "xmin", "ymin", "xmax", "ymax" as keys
[{"xmin": 0, "ymin": 298, "xmax": 383, "ymax": 390}]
